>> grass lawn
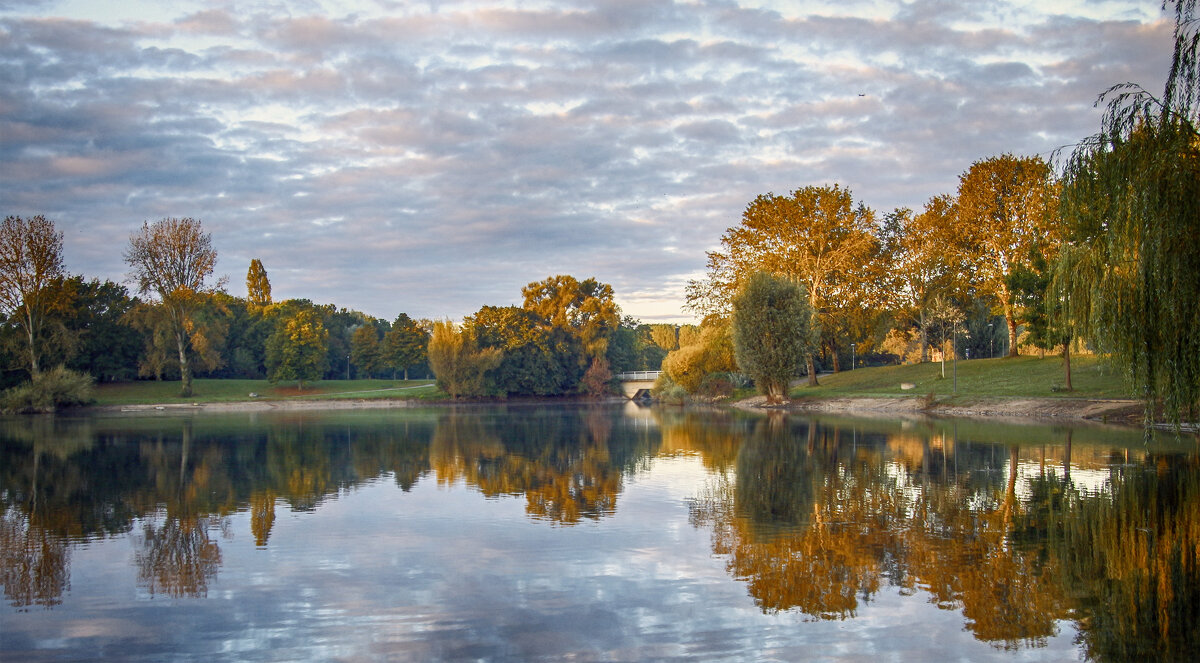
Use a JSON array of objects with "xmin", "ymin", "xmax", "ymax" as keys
[
  {"xmin": 788, "ymin": 354, "xmax": 1131, "ymax": 401},
  {"xmin": 93, "ymin": 378, "xmax": 439, "ymax": 406}
]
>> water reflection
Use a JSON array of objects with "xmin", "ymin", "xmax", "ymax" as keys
[{"xmin": 0, "ymin": 407, "xmax": 1198, "ymax": 661}]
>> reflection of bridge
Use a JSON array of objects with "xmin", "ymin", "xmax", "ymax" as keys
[{"xmin": 615, "ymin": 371, "xmax": 661, "ymax": 399}]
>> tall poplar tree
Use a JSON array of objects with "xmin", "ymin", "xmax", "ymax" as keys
[{"xmin": 246, "ymin": 258, "xmax": 272, "ymax": 309}]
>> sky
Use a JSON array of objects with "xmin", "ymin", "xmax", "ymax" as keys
[{"xmin": 0, "ymin": 0, "xmax": 1176, "ymax": 324}]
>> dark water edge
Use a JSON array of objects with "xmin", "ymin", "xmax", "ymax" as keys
[{"xmin": 2, "ymin": 404, "xmax": 1198, "ymax": 662}]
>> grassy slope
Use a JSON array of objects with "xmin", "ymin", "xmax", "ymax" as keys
[
  {"xmin": 788, "ymin": 355, "xmax": 1130, "ymax": 401},
  {"xmin": 93, "ymin": 379, "xmax": 439, "ymax": 406}
]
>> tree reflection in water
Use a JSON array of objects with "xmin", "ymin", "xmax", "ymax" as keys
[
  {"xmin": 1, "ymin": 408, "xmax": 1199, "ymax": 660},
  {"xmin": 684, "ymin": 414, "xmax": 1200, "ymax": 658}
]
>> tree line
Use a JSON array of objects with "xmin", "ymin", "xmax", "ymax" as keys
[{"xmin": 0, "ymin": 215, "xmax": 684, "ymax": 403}]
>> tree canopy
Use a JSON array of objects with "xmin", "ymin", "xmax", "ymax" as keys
[{"xmin": 123, "ymin": 217, "xmax": 221, "ymax": 397}]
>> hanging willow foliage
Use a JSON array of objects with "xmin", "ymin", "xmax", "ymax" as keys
[{"xmin": 1055, "ymin": 1, "xmax": 1200, "ymax": 425}]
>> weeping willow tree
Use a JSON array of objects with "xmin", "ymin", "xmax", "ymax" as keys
[{"xmin": 1055, "ymin": 0, "xmax": 1200, "ymax": 425}]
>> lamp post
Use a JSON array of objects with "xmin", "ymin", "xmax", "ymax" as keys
[
  {"xmin": 988, "ymin": 322, "xmax": 994, "ymax": 359},
  {"xmin": 346, "ymin": 355, "xmax": 350, "ymax": 380},
  {"xmin": 851, "ymin": 343, "xmax": 856, "ymax": 370}
]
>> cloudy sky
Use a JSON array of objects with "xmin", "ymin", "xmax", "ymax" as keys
[{"xmin": 0, "ymin": 0, "xmax": 1174, "ymax": 323}]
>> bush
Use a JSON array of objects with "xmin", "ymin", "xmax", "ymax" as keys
[{"xmin": 1, "ymin": 366, "xmax": 96, "ymax": 413}]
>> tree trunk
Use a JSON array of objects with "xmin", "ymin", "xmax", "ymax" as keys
[
  {"xmin": 175, "ymin": 327, "xmax": 192, "ymax": 398},
  {"xmin": 26, "ymin": 324, "xmax": 38, "ymax": 378},
  {"xmin": 918, "ymin": 309, "xmax": 929, "ymax": 363},
  {"xmin": 1063, "ymin": 341, "xmax": 1073, "ymax": 391},
  {"xmin": 1006, "ymin": 313, "xmax": 1019, "ymax": 358},
  {"xmin": 830, "ymin": 343, "xmax": 841, "ymax": 372},
  {"xmin": 806, "ymin": 353, "xmax": 819, "ymax": 387}
]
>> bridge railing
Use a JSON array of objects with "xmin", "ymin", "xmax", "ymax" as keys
[{"xmin": 615, "ymin": 371, "xmax": 662, "ymax": 381}]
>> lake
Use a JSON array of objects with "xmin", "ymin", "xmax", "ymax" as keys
[{"xmin": 2, "ymin": 403, "xmax": 1198, "ymax": 662}]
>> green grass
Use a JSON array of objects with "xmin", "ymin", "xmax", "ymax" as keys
[
  {"xmin": 93, "ymin": 378, "xmax": 439, "ymax": 406},
  {"xmin": 789, "ymin": 355, "xmax": 1130, "ymax": 401}
]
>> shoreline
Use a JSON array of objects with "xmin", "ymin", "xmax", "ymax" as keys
[
  {"xmin": 733, "ymin": 394, "xmax": 1149, "ymax": 427},
  {"xmin": 80, "ymin": 393, "xmax": 1154, "ymax": 426}
]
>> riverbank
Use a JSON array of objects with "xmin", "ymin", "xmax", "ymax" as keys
[{"xmin": 733, "ymin": 393, "xmax": 1147, "ymax": 426}]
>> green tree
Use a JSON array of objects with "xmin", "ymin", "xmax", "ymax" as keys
[
  {"xmin": 384, "ymin": 313, "xmax": 429, "ymax": 380},
  {"xmin": 123, "ymin": 218, "xmax": 221, "ymax": 397},
  {"xmin": 46, "ymin": 277, "xmax": 141, "ymax": 382},
  {"xmin": 687, "ymin": 185, "xmax": 876, "ymax": 386},
  {"xmin": 0, "ymin": 215, "xmax": 66, "ymax": 377},
  {"xmin": 956, "ymin": 154, "xmax": 1059, "ymax": 358},
  {"xmin": 1055, "ymin": 0, "xmax": 1200, "ymax": 424},
  {"xmin": 469, "ymin": 305, "xmax": 582, "ymax": 396},
  {"xmin": 350, "ymin": 324, "xmax": 384, "ymax": 378},
  {"xmin": 731, "ymin": 273, "xmax": 816, "ymax": 404},
  {"xmin": 246, "ymin": 259, "xmax": 271, "ymax": 309},
  {"xmin": 427, "ymin": 320, "xmax": 501, "ymax": 399},
  {"xmin": 265, "ymin": 308, "xmax": 329, "ymax": 389}
]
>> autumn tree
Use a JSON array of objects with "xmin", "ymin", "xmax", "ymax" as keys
[
  {"xmin": 265, "ymin": 307, "xmax": 329, "ymax": 389},
  {"xmin": 956, "ymin": 155, "xmax": 1059, "ymax": 358},
  {"xmin": 246, "ymin": 258, "xmax": 271, "ymax": 309},
  {"xmin": 731, "ymin": 273, "xmax": 816, "ymax": 404},
  {"xmin": 1055, "ymin": 0, "xmax": 1200, "ymax": 424},
  {"xmin": 427, "ymin": 320, "xmax": 501, "ymax": 399},
  {"xmin": 662, "ymin": 317, "xmax": 736, "ymax": 395},
  {"xmin": 124, "ymin": 217, "xmax": 221, "ymax": 397},
  {"xmin": 522, "ymin": 275, "xmax": 620, "ymax": 361},
  {"xmin": 878, "ymin": 198, "xmax": 964, "ymax": 362},
  {"xmin": 648, "ymin": 323, "xmax": 679, "ymax": 351},
  {"xmin": 0, "ymin": 215, "xmax": 66, "ymax": 377},
  {"xmin": 687, "ymin": 184, "xmax": 876, "ymax": 385}
]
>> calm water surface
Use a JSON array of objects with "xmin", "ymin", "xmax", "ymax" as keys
[{"xmin": 2, "ymin": 404, "xmax": 1198, "ymax": 662}]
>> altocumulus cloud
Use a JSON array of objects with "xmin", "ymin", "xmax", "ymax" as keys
[{"xmin": 0, "ymin": 0, "xmax": 1174, "ymax": 322}]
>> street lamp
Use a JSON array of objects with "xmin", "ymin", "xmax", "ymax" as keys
[
  {"xmin": 346, "ymin": 355, "xmax": 350, "ymax": 380},
  {"xmin": 988, "ymin": 322, "xmax": 994, "ymax": 359},
  {"xmin": 851, "ymin": 343, "xmax": 856, "ymax": 370}
]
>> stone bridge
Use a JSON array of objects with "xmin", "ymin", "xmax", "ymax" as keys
[{"xmin": 615, "ymin": 371, "xmax": 661, "ymax": 399}]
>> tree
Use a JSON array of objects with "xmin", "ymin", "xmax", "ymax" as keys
[
  {"xmin": 731, "ymin": 273, "xmax": 816, "ymax": 404},
  {"xmin": 956, "ymin": 155, "xmax": 1059, "ymax": 358},
  {"xmin": 687, "ymin": 184, "xmax": 876, "ymax": 386},
  {"xmin": 521, "ymin": 275, "xmax": 620, "ymax": 361},
  {"xmin": 878, "ymin": 199, "xmax": 964, "ymax": 363},
  {"xmin": 350, "ymin": 324, "xmax": 384, "ymax": 378},
  {"xmin": 384, "ymin": 313, "xmax": 429, "ymax": 380},
  {"xmin": 648, "ymin": 324, "xmax": 679, "ymax": 351},
  {"xmin": 427, "ymin": 320, "xmax": 501, "ymax": 399},
  {"xmin": 0, "ymin": 215, "xmax": 65, "ymax": 377},
  {"xmin": 124, "ymin": 217, "xmax": 221, "ymax": 397},
  {"xmin": 663, "ymin": 318, "xmax": 737, "ymax": 395},
  {"xmin": 469, "ymin": 305, "xmax": 583, "ymax": 396},
  {"xmin": 246, "ymin": 259, "xmax": 271, "ymax": 309},
  {"xmin": 1055, "ymin": 0, "xmax": 1200, "ymax": 424},
  {"xmin": 265, "ymin": 308, "xmax": 329, "ymax": 389},
  {"xmin": 45, "ymin": 276, "xmax": 141, "ymax": 382}
]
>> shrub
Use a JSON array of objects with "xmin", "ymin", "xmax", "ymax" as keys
[{"xmin": 1, "ymin": 366, "xmax": 96, "ymax": 413}]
